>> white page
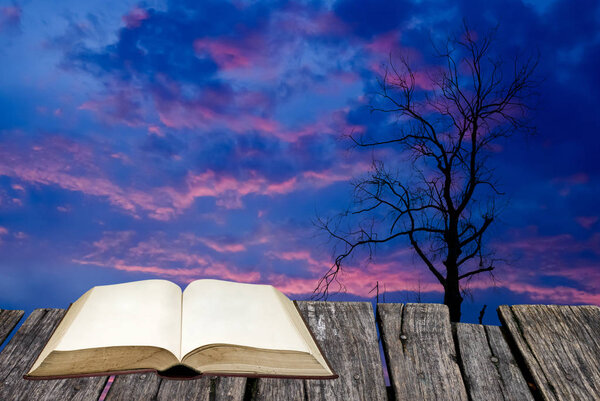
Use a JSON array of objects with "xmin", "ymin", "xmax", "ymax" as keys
[
  {"xmin": 55, "ymin": 279, "xmax": 182, "ymax": 359},
  {"xmin": 181, "ymin": 280, "xmax": 309, "ymax": 357}
]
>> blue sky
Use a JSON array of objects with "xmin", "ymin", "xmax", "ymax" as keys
[{"xmin": 0, "ymin": 0, "xmax": 598, "ymax": 324}]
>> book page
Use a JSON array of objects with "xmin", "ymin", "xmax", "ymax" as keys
[
  {"xmin": 181, "ymin": 280, "xmax": 310, "ymax": 358},
  {"xmin": 53, "ymin": 279, "xmax": 182, "ymax": 359}
]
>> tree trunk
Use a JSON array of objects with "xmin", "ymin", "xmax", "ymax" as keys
[
  {"xmin": 444, "ymin": 221, "xmax": 463, "ymax": 322},
  {"xmin": 444, "ymin": 280, "xmax": 463, "ymax": 322},
  {"xmin": 444, "ymin": 290, "xmax": 463, "ymax": 322},
  {"xmin": 444, "ymin": 255, "xmax": 463, "ymax": 321}
]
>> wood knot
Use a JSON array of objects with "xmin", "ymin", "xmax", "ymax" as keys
[
  {"xmin": 353, "ymin": 374, "xmax": 360, "ymax": 380},
  {"xmin": 490, "ymin": 356, "xmax": 499, "ymax": 363}
]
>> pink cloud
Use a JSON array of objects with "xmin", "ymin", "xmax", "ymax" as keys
[
  {"xmin": 273, "ymin": 7, "xmax": 348, "ymax": 37},
  {"xmin": 164, "ymin": 168, "xmax": 347, "ymax": 211},
  {"xmin": 501, "ymin": 282, "xmax": 600, "ymax": 305},
  {"xmin": 122, "ymin": 7, "xmax": 149, "ymax": 28},
  {"xmin": 301, "ymin": 165, "xmax": 364, "ymax": 188},
  {"xmin": 194, "ymin": 38, "xmax": 252, "ymax": 70},
  {"xmin": 365, "ymin": 31, "xmax": 401, "ymax": 55},
  {"xmin": 76, "ymin": 259, "xmax": 207, "ymax": 279},
  {"xmin": 0, "ymin": 6, "xmax": 21, "ymax": 32},
  {"xmin": 156, "ymin": 95, "xmax": 282, "ymax": 138},
  {"xmin": 165, "ymin": 170, "xmax": 263, "ymax": 211},
  {"xmin": 496, "ymin": 229, "xmax": 600, "ymax": 257},
  {"xmin": 0, "ymin": 133, "xmax": 386, "ymax": 221},
  {"xmin": 269, "ymin": 261, "xmax": 443, "ymax": 298},
  {"xmin": 263, "ymin": 232, "xmax": 600, "ymax": 306},
  {"xmin": 110, "ymin": 153, "xmax": 131, "ymax": 164},
  {"xmin": 266, "ymin": 249, "xmax": 325, "ymax": 274},
  {"xmin": 1, "ymin": 145, "xmax": 330, "ymax": 218},
  {"xmin": 148, "ymin": 125, "xmax": 164, "ymax": 137},
  {"xmin": 576, "ymin": 216, "xmax": 598, "ymax": 229},
  {"xmin": 264, "ymin": 243, "xmax": 442, "ymax": 297},
  {"xmin": 198, "ymin": 238, "xmax": 246, "ymax": 253},
  {"xmin": 265, "ymin": 177, "xmax": 298, "ymax": 195},
  {"xmin": 0, "ymin": 162, "xmax": 147, "ymax": 216},
  {"xmin": 0, "ymin": 226, "xmax": 8, "ymax": 236},
  {"xmin": 203, "ymin": 263, "xmax": 261, "ymax": 283},
  {"xmin": 78, "ymin": 89, "xmax": 145, "ymax": 127},
  {"xmin": 553, "ymin": 173, "xmax": 590, "ymax": 196},
  {"xmin": 555, "ymin": 173, "xmax": 589, "ymax": 184},
  {"xmin": 157, "ymin": 102, "xmax": 216, "ymax": 130},
  {"xmin": 279, "ymin": 109, "xmax": 366, "ymax": 141},
  {"xmin": 75, "ymin": 231, "xmax": 260, "ymax": 284}
]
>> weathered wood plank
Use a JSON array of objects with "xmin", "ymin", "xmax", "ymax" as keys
[
  {"xmin": 0, "ymin": 309, "xmax": 24, "ymax": 347},
  {"xmin": 253, "ymin": 301, "xmax": 388, "ymax": 401},
  {"xmin": 0, "ymin": 309, "xmax": 107, "ymax": 401},
  {"xmin": 498, "ymin": 304, "xmax": 600, "ymax": 401},
  {"xmin": 105, "ymin": 369, "xmax": 246, "ymax": 400},
  {"xmin": 378, "ymin": 303, "xmax": 468, "ymax": 401},
  {"xmin": 156, "ymin": 376, "xmax": 246, "ymax": 401},
  {"xmin": 301, "ymin": 302, "xmax": 387, "ymax": 401},
  {"xmin": 103, "ymin": 372, "xmax": 161, "ymax": 401},
  {"xmin": 253, "ymin": 378, "xmax": 304, "ymax": 401},
  {"xmin": 455, "ymin": 323, "xmax": 534, "ymax": 401}
]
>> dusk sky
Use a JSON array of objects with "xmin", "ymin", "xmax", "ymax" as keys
[{"xmin": 0, "ymin": 0, "xmax": 598, "ymax": 324}]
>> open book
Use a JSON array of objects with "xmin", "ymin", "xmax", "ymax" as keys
[{"xmin": 25, "ymin": 279, "xmax": 336, "ymax": 380}]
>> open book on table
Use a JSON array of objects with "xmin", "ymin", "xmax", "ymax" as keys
[{"xmin": 25, "ymin": 279, "xmax": 337, "ymax": 380}]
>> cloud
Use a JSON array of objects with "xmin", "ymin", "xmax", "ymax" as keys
[
  {"xmin": 0, "ymin": 132, "xmax": 369, "ymax": 219},
  {"xmin": 498, "ymin": 281, "xmax": 600, "ymax": 305},
  {"xmin": 197, "ymin": 237, "xmax": 246, "ymax": 253},
  {"xmin": 193, "ymin": 37, "xmax": 258, "ymax": 70},
  {"xmin": 75, "ymin": 231, "xmax": 260, "ymax": 283},
  {"xmin": 122, "ymin": 7, "xmax": 149, "ymax": 29},
  {"xmin": 0, "ymin": 129, "xmax": 375, "ymax": 219},
  {"xmin": 333, "ymin": 0, "xmax": 413, "ymax": 39},
  {"xmin": 0, "ymin": 6, "xmax": 21, "ymax": 33},
  {"xmin": 576, "ymin": 216, "xmax": 598, "ymax": 229},
  {"xmin": 78, "ymin": 88, "xmax": 145, "ymax": 127},
  {"xmin": 58, "ymin": 1, "xmax": 367, "ymax": 141}
]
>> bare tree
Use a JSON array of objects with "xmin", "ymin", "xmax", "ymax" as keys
[{"xmin": 315, "ymin": 23, "xmax": 539, "ymax": 322}]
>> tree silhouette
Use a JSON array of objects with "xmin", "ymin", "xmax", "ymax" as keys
[{"xmin": 316, "ymin": 24, "xmax": 539, "ymax": 322}]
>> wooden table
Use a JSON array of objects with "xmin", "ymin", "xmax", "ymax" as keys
[{"xmin": 0, "ymin": 302, "xmax": 598, "ymax": 400}]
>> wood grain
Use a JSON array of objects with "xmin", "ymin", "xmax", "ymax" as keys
[
  {"xmin": 106, "ymin": 371, "xmax": 246, "ymax": 400},
  {"xmin": 301, "ymin": 301, "xmax": 387, "ymax": 401},
  {"xmin": 253, "ymin": 378, "xmax": 305, "ymax": 401},
  {"xmin": 103, "ymin": 372, "xmax": 161, "ymax": 401},
  {"xmin": 455, "ymin": 323, "xmax": 534, "ymax": 401},
  {"xmin": 156, "ymin": 376, "xmax": 246, "ymax": 401},
  {"xmin": 253, "ymin": 301, "xmax": 388, "ymax": 401},
  {"xmin": 378, "ymin": 303, "xmax": 468, "ymax": 401},
  {"xmin": 0, "ymin": 309, "xmax": 24, "ymax": 347},
  {"xmin": 498, "ymin": 304, "xmax": 600, "ymax": 401},
  {"xmin": 0, "ymin": 309, "xmax": 107, "ymax": 401}
]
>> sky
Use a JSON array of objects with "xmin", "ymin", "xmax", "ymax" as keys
[{"xmin": 0, "ymin": 0, "xmax": 598, "ymax": 325}]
